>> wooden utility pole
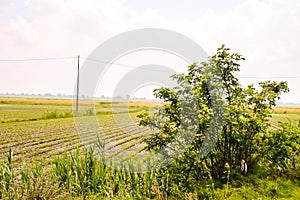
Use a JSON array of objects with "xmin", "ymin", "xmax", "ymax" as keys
[{"xmin": 76, "ymin": 55, "xmax": 79, "ymax": 112}]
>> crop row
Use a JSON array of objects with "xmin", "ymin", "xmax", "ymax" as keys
[{"xmin": 0, "ymin": 114, "xmax": 150, "ymax": 167}]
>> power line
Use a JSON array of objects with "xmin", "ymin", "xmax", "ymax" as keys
[
  {"xmin": 0, "ymin": 55, "xmax": 299, "ymax": 79},
  {"xmin": 0, "ymin": 56, "xmax": 77, "ymax": 61},
  {"xmin": 81, "ymin": 57, "xmax": 173, "ymax": 73},
  {"xmin": 81, "ymin": 57, "xmax": 300, "ymax": 78}
]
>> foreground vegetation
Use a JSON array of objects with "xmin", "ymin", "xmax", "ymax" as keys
[{"xmin": 0, "ymin": 144, "xmax": 299, "ymax": 200}]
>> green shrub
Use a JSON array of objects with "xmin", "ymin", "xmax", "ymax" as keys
[
  {"xmin": 42, "ymin": 111, "xmax": 73, "ymax": 119},
  {"xmin": 138, "ymin": 45, "xmax": 289, "ymax": 184},
  {"xmin": 261, "ymin": 121, "xmax": 300, "ymax": 177}
]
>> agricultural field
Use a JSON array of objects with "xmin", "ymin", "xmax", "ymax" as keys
[
  {"xmin": 0, "ymin": 97, "xmax": 161, "ymax": 167},
  {"xmin": 1, "ymin": 97, "xmax": 300, "ymax": 166},
  {"xmin": 272, "ymin": 106, "xmax": 300, "ymax": 125}
]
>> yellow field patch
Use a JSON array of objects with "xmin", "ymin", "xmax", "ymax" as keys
[
  {"xmin": 273, "ymin": 106, "xmax": 300, "ymax": 114},
  {"xmin": 0, "ymin": 97, "xmax": 73, "ymax": 105},
  {"xmin": 0, "ymin": 97, "xmax": 163, "ymax": 107}
]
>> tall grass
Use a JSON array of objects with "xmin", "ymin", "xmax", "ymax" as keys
[
  {"xmin": 0, "ymin": 147, "xmax": 300, "ymax": 199},
  {"xmin": 0, "ymin": 149, "xmax": 63, "ymax": 199},
  {"xmin": 52, "ymin": 147, "xmax": 157, "ymax": 199}
]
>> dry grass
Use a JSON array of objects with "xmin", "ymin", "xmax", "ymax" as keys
[
  {"xmin": 0, "ymin": 97, "xmax": 73, "ymax": 105},
  {"xmin": 273, "ymin": 106, "xmax": 300, "ymax": 114},
  {"xmin": 0, "ymin": 97, "xmax": 163, "ymax": 107},
  {"xmin": 129, "ymin": 101, "xmax": 163, "ymax": 107}
]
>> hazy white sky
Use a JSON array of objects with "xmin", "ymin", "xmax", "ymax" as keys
[{"xmin": 0, "ymin": 0, "xmax": 299, "ymax": 102}]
